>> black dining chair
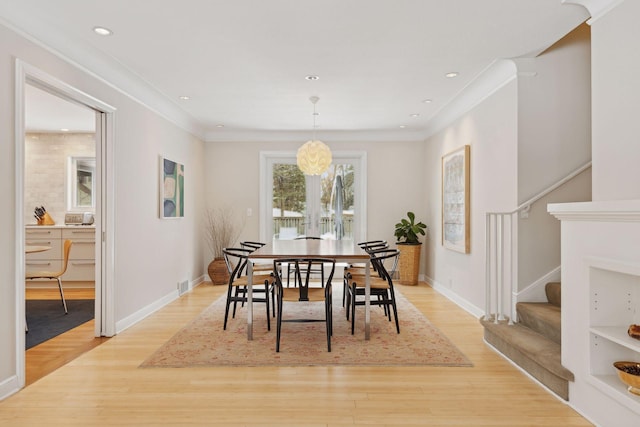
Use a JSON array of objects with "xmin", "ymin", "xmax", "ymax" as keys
[
  {"xmin": 287, "ymin": 236, "xmax": 324, "ymax": 287},
  {"xmin": 272, "ymin": 257, "xmax": 336, "ymax": 352},
  {"xmin": 222, "ymin": 247, "xmax": 273, "ymax": 331},
  {"xmin": 342, "ymin": 240, "xmax": 388, "ymax": 307},
  {"xmin": 345, "ymin": 248, "xmax": 400, "ymax": 335},
  {"xmin": 241, "ymin": 241, "xmax": 276, "ymax": 315}
]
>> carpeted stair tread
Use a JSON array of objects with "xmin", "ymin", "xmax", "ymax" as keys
[
  {"xmin": 480, "ymin": 318, "xmax": 573, "ymax": 400},
  {"xmin": 516, "ymin": 302, "xmax": 561, "ymax": 345},
  {"xmin": 545, "ymin": 282, "xmax": 561, "ymax": 307}
]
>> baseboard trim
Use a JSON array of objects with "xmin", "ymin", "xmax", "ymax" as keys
[
  {"xmin": 515, "ymin": 266, "xmax": 561, "ymax": 303},
  {"xmin": 424, "ymin": 275, "xmax": 484, "ymax": 318},
  {"xmin": 0, "ymin": 374, "xmax": 20, "ymax": 401},
  {"xmin": 115, "ymin": 289, "xmax": 179, "ymax": 334}
]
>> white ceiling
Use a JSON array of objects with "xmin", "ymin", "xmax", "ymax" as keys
[
  {"xmin": 25, "ymin": 84, "xmax": 96, "ymax": 133},
  {"xmin": 1, "ymin": 0, "xmax": 590, "ymax": 141}
]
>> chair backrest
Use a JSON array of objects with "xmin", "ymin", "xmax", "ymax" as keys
[
  {"xmin": 60, "ymin": 239, "xmax": 73, "ymax": 275},
  {"xmin": 222, "ymin": 247, "xmax": 253, "ymax": 282},
  {"xmin": 358, "ymin": 239, "xmax": 386, "ymax": 248},
  {"xmin": 273, "ymin": 258, "xmax": 335, "ymax": 301},
  {"xmin": 369, "ymin": 249, "xmax": 400, "ymax": 283},
  {"xmin": 362, "ymin": 241, "xmax": 388, "ymax": 253},
  {"xmin": 240, "ymin": 241, "xmax": 266, "ymax": 251}
]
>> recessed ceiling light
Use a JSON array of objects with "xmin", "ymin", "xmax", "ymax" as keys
[
  {"xmin": 216, "ymin": 124, "xmax": 225, "ymax": 128},
  {"xmin": 445, "ymin": 72, "xmax": 459, "ymax": 78},
  {"xmin": 410, "ymin": 113, "xmax": 420, "ymax": 118},
  {"xmin": 305, "ymin": 75, "xmax": 320, "ymax": 81},
  {"xmin": 93, "ymin": 26, "xmax": 113, "ymax": 36},
  {"xmin": 399, "ymin": 125, "xmax": 407, "ymax": 129},
  {"xmin": 179, "ymin": 95, "xmax": 190, "ymax": 100},
  {"xmin": 422, "ymin": 99, "xmax": 433, "ymax": 104}
]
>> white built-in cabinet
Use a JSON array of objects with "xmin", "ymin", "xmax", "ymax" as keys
[
  {"xmin": 587, "ymin": 258, "xmax": 640, "ymax": 414},
  {"xmin": 549, "ymin": 200, "xmax": 640, "ymax": 426},
  {"xmin": 25, "ymin": 225, "xmax": 96, "ymax": 284}
]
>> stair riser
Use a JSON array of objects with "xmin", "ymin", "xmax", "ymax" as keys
[
  {"xmin": 516, "ymin": 304, "xmax": 561, "ymax": 345},
  {"xmin": 484, "ymin": 328, "xmax": 569, "ymax": 400}
]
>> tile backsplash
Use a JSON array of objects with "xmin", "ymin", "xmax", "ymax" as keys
[{"xmin": 24, "ymin": 132, "xmax": 95, "ymax": 225}]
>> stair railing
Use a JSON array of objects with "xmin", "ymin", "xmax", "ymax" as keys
[{"xmin": 484, "ymin": 161, "xmax": 591, "ymax": 324}]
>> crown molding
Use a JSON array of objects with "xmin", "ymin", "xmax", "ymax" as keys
[
  {"xmin": 421, "ymin": 59, "xmax": 518, "ymax": 141},
  {"xmin": 561, "ymin": 0, "xmax": 625, "ymax": 25},
  {"xmin": 0, "ymin": 12, "xmax": 205, "ymax": 140},
  {"xmin": 204, "ymin": 129, "xmax": 426, "ymax": 143}
]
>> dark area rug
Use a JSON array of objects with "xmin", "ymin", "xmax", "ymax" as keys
[{"xmin": 26, "ymin": 299, "xmax": 95, "ymax": 349}]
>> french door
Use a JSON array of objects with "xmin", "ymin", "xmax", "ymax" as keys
[{"xmin": 260, "ymin": 151, "xmax": 366, "ymax": 243}]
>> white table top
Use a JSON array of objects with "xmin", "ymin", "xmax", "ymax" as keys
[{"xmin": 25, "ymin": 245, "xmax": 51, "ymax": 254}]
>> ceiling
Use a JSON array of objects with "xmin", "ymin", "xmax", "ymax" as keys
[{"xmin": 1, "ymin": 0, "xmax": 590, "ymax": 141}]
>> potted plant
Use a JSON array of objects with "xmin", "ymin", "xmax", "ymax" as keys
[
  {"xmin": 394, "ymin": 211, "xmax": 427, "ymax": 285},
  {"xmin": 204, "ymin": 206, "xmax": 244, "ymax": 285}
]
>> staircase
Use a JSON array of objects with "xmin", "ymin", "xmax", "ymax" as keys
[{"xmin": 480, "ymin": 282, "xmax": 574, "ymax": 400}]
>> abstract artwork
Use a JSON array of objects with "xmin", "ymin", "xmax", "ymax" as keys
[
  {"xmin": 160, "ymin": 156, "xmax": 184, "ymax": 218},
  {"xmin": 442, "ymin": 145, "xmax": 470, "ymax": 253}
]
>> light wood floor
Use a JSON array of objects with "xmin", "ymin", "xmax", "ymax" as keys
[
  {"xmin": 25, "ymin": 288, "xmax": 109, "ymax": 386},
  {"xmin": 3, "ymin": 282, "xmax": 593, "ymax": 426}
]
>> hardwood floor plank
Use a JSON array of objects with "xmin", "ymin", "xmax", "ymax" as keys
[{"xmin": 2, "ymin": 282, "xmax": 593, "ymax": 426}]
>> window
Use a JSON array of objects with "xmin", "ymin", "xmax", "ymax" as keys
[{"xmin": 67, "ymin": 156, "xmax": 95, "ymax": 211}]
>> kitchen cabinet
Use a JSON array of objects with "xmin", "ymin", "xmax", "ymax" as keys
[{"xmin": 25, "ymin": 225, "xmax": 95, "ymax": 284}]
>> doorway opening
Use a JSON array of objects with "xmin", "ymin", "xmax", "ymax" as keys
[{"xmin": 15, "ymin": 60, "xmax": 116, "ymax": 388}]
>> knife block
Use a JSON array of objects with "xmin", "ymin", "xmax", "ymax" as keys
[{"xmin": 37, "ymin": 212, "xmax": 55, "ymax": 225}]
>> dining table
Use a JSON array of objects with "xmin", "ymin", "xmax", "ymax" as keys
[{"xmin": 247, "ymin": 239, "xmax": 372, "ymax": 340}]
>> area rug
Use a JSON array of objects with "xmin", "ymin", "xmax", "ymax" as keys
[
  {"xmin": 26, "ymin": 299, "xmax": 94, "ymax": 349},
  {"xmin": 141, "ymin": 284, "xmax": 472, "ymax": 368}
]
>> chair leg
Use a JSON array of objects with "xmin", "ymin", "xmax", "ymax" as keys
[
  {"xmin": 345, "ymin": 282, "xmax": 351, "ymax": 320},
  {"xmin": 57, "ymin": 278, "xmax": 68, "ymax": 314},
  {"xmin": 223, "ymin": 286, "xmax": 233, "ymax": 330},
  {"xmin": 390, "ymin": 289, "xmax": 400, "ymax": 334},
  {"xmin": 264, "ymin": 281, "xmax": 271, "ymax": 331},
  {"xmin": 232, "ymin": 286, "xmax": 243, "ymax": 318},
  {"xmin": 350, "ymin": 283, "xmax": 357, "ymax": 335},
  {"xmin": 276, "ymin": 287, "xmax": 283, "ymax": 352},
  {"xmin": 326, "ymin": 298, "xmax": 332, "ymax": 352}
]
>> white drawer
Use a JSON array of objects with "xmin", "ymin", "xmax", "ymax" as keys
[
  {"xmin": 25, "ymin": 239, "xmax": 62, "ymax": 260},
  {"xmin": 62, "ymin": 228, "xmax": 95, "ymax": 239},
  {"xmin": 26, "ymin": 228, "xmax": 62, "ymax": 238},
  {"xmin": 64, "ymin": 260, "xmax": 96, "ymax": 281},
  {"xmin": 25, "ymin": 259, "xmax": 63, "ymax": 275},
  {"xmin": 69, "ymin": 240, "xmax": 95, "ymax": 260}
]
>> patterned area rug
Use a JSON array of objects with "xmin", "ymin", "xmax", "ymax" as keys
[{"xmin": 141, "ymin": 284, "xmax": 472, "ymax": 368}]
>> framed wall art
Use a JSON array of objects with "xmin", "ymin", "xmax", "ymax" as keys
[
  {"xmin": 442, "ymin": 145, "xmax": 470, "ymax": 253},
  {"xmin": 160, "ymin": 156, "xmax": 184, "ymax": 219}
]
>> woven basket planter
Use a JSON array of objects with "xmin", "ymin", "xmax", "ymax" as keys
[
  {"xmin": 207, "ymin": 258, "xmax": 229, "ymax": 285},
  {"xmin": 397, "ymin": 243, "xmax": 421, "ymax": 285}
]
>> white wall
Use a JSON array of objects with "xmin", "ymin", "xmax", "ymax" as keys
[
  {"xmin": 591, "ymin": 0, "xmax": 640, "ymax": 201},
  {"xmin": 203, "ymin": 139, "xmax": 426, "ymax": 266},
  {"xmin": 424, "ymin": 79, "xmax": 518, "ymax": 312},
  {"xmin": 0, "ymin": 22, "xmax": 205, "ymax": 395},
  {"xmin": 515, "ymin": 23, "xmax": 592, "ymax": 204},
  {"xmin": 514, "ymin": 24, "xmax": 592, "ymax": 290},
  {"xmin": 517, "ymin": 168, "xmax": 591, "ymax": 290}
]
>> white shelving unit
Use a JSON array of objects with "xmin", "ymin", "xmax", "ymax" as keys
[{"xmin": 587, "ymin": 257, "xmax": 640, "ymax": 414}]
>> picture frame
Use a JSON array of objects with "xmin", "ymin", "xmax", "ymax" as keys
[
  {"xmin": 160, "ymin": 156, "xmax": 184, "ymax": 218},
  {"xmin": 442, "ymin": 145, "xmax": 470, "ymax": 253}
]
